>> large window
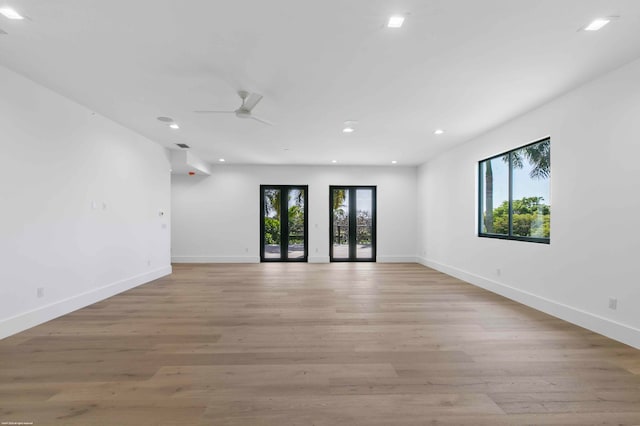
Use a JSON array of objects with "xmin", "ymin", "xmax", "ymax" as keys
[{"xmin": 478, "ymin": 138, "xmax": 550, "ymax": 243}]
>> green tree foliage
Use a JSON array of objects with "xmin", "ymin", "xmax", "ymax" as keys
[
  {"xmin": 332, "ymin": 190, "xmax": 349, "ymax": 244},
  {"xmin": 487, "ymin": 197, "xmax": 550, "ymax": 238},
  {"xmin": 264, "ymin": 189, "xmax": 281, "ymax": 219},
  {"xmin": 333, "ymin": 189, "xmax": 346, "ymax": 211},
  {"xmin": 288, "ymin": 204, "xmax": 304, "ymax": 244},
  {"xmin": 512, "ymin": 142, "xmax": 550, "ymax": 179},
  {"xmin": 484, "ymin": 160, "xmax": 495, "ymax": 233},
  {"xmin": 264, "ymin": 217, "xmax": 280, "ymax": 244},
  {"xmin": 264, "ymin": 188, "xmax": 306, "ymax": 245}
]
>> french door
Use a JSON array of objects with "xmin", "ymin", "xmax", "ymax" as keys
[
  {"xmin": 260, "ymin": 185, "xmax": 308, "ymax": 262},
  {"xmin": 330, "ymin": 186, "xmax": 376, "ymax": 262}
]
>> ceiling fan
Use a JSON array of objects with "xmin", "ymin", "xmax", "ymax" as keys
[{"xmin": 194, "ymin": 91, "xmax": 273, "ymax": 125}]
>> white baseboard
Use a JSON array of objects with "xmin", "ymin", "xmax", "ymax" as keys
[
  {"xmin": 172, "ymin": 256, "xmax": 260, "ymax": 263},
  {"xmin": 172, "ymin": 256, "xmax": 418, "ymax": 264},
  {"xmin": 0, "ymin": 265, "xmax": 172, "ymax": 340},
  {"xmin": 377, "ymin": 256, "xmax": 418, "ymax": 263},
  {"xmin": 418, "ymin": 257, "xmax": 640, "ymax": 349}
]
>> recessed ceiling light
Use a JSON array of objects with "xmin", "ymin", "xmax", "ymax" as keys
[
  {"xmin": 343, "ymin": 120, "xmax": 357, "ymax": 133},
  {"xmin": 169, "ymin": 123, "xmax": 180, "ymax": 129},
  {"xmin": 434, "ymin": 129, "xmax": 445, "ymax": 135},
  {"xmin": 332, "ymin": 160, "xmax": 337, "ymax": 163},
  {"xmin": 219, "ymin": 158, "xmax": 225, "ymax": 162},
  {"xmin": 584, "ymin": 18, "xmax": 611, "ymax": 31},
  {"xmin": 391, "ymin": 160, "xmax": 397, "ymax": 164},
  {"xmin": 0, "ymin": 7, "xmax": 24, "ymax": 20},
  {"xmin": 387, "ymin": 16, "xmax": 405, "ymax": 28}
]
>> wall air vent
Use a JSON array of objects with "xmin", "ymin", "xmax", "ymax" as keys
[{"xmin": 176, "ymin": 143, "xmax": 190, "ymax": 149}]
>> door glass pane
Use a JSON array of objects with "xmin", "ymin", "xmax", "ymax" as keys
[
  {"xmin": 288, "ymin": 189, "xmax": 305, "ymax": 259},
  {"xmin": 332, "ymin": 189, "xmax": 349, "ymax": 259},
  {"xmin": 263, "ymin": 188, "xmax": 281, "ymax": 259},
  {"xmin": 356, "ymin": 189, "xmax": 373, "ymax": 259}
]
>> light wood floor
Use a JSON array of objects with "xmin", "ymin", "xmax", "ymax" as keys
[{"xmin": 1, "ymin": 263, "xmax": 640, "ymax": 425}]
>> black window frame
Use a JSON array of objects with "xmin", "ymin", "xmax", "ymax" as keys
[{"xmin": 478, "ymin": 137, "xmax": 551, "ymax": 244}]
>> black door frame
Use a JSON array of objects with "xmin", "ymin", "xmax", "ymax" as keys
[
  {"xmin": 260, "ymin": 185, "xmax": 309, "ymax": 262},
  {"xmin": 329, "ymin": 185, "xmax": 377, "ymax": 262}
]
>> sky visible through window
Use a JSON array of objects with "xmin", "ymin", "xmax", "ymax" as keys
[
  {"xmin": 489, "ymin": 156, "xmax": 550, "ymax": 208},
  {"xmin": 336, "ymin": 190, "xmax": 372, "ymax": 210}
]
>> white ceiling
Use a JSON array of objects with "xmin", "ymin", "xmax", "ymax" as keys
[{"xmin": 2, "ymin": 0, "xmax": 640, "ymax": 166}]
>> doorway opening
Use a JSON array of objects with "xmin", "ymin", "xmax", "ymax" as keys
[
  {"xmin": 330, "ymin": 186, "xmax": 376, "ymax": 262},
  {"xmin": 260, "ymin": 185, "xmax": 308, "ymax": 262}
]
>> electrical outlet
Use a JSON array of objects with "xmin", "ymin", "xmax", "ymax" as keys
[
  {"xmin": 315, "ymin": 248, "xmax": 319, "ymax": 253},
  {"xmin": 608, "ymin": 297, "xmax": 617, "ymax": 310},
  {"xmin": 37, "ymin": 288, "xmax": 44, "ymax": 298},
  {"xmin": 147, "ymin": 259, "xmax": 151, "ymax": 267},
  {"xmin": 496, "ymin": 268, "xmax": 502, "ymax": 276}
]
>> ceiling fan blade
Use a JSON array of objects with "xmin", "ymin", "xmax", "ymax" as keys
[
  {"xmin": 242, "ymin": 93, "xmax": 263, "ymax": 112},
  {"xmin": 250, "ymin": 115, "xmax": 273, "ymax": 126},
  {"xmin": 193, "ymin": 110, "xmax": 235, "ymax": 114}
]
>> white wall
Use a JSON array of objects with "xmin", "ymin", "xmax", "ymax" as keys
[
  {"xmin": 0, "ymin": 65, "xmax": 172, "ymax": 339},
  {"xmin": 172, "ymin": 165, "xmax": 417, "ymax": 263},
  {"xmin": 417, "ymin": 58, "xmax": 640, "ymax": 348}
]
